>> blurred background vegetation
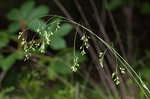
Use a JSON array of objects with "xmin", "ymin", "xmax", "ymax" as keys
[{"xmin": 0, "ymin": 0, "xmax": 150, "ymax": 99}]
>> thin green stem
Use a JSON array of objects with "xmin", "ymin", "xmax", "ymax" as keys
[{"xmin": 73, "ymin": 27, "xmax": 78, "ymax": 57}]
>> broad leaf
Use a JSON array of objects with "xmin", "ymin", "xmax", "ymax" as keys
[
  {"xmin": 0, "ymin": 51, "xmax": 24, "ymax": 71},
  {"xmin": 50, "ymin": 37, "xmax": 66, "ymax": 50},
  {"xmin": 0, "ymin": 38, "xmax": 9, "ymax": 49},
  {"xmin": 20, "ymin": 1, "xmax": 35, "ymax": 20},
  {"xmin": 47, "ymin": 67, "xmax": 57, "ymax": 80},
  {"xmin": 55, "ymin": 23, "xmax": 73, "ymax": 37},
  {"xmin": 51, "ymin": 61, "xmax": 71, "ymax": 75},
  {"xmin": 47, "ymin": 18, "xmax": 61, "ymax": 33},
  {"xmin": 8, "ymin": 22, "xmax": 20, "ymax": 33},
  {"xmin": 7, "ymin": 9, "xmax": 20, "ymax": 21},
  {"xmin": 28, "ymin": 19, "xmax": 47, "ymax": 32},
  {"xmin": 27, "ymin": 6, "xmax": 49, "ymax": 21}
]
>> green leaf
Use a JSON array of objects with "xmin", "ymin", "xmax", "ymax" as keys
[
  {"xmin": 105, "ymin": 0, "xmax": 122, "ymax": 10},
  {"xmin": 55, "ymin": 23, "xmax": 73, "ymax": 37},
  {"xmin": 50, "ymin": 37, "xmax": 66, "ymax": 50},
  {"xmin": 14, "ymin": 51, "xmax": 24, "ymax": 60},
  {"xmin": 27, "ymin": 6, "xmax": 49, "ymax": 21},
  {"xmin": 57, "ymin": 49, "xmax": 86, "ymax": 63},
  {"xmin": 141, "ymin": 3, "xmax": 150, "ymax": 14},
  {"xmin": 47, "ymin": 18, "xmax": 61, "ymax": 33},
  {"xmin": 0, "ymin": 38, "xmax": 9, "ymax": 49},
  {"xmin": 7, "ymin": 9, "xmax": 20, "ymax": 21},
  {"xmin": 7, "ymin": 1, "xmax": 49, "ymax": 23},
  {"xmin": 0, "ymin": 51, "xmax": 24, "ymax": 71},
  {"xmin": 0, "ymin": 55, "xmax": 15, "ymax": 71},
  {"xmin": 47, "ymin": 67, "xmax": 57, "ymax": 80},
  {"xmin": 51, "ymin": 61, "xmax": 71, "ymax": 75},
  {"xmin": 8, "ymin": 22, "xmax": 20, "ymax": 33},
  {"xmin": 28, "ymin": 19, "xmax": 46, "ymax": 32},
  {"xmin": 0, "ymin": 54, "xmax": 4, "ymax": 59},
  {"xmin": 0, "ymin": 30, "xmax": 7, "ymax": 34},
  {"xmin": 20, "ymin": 1, "xmax": 35, "ymax": 20}
]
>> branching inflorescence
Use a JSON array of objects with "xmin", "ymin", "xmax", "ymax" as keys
[
  {"xmin": 18, "ymin": 16, "xmax": 150, "ymax": 98},
  {"xmin": 18, "ymin": 19, "xmax": 60, "ymax": 61}
]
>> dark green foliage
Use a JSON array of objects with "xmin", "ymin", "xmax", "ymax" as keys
[
  {"xmin": 105, "ymin": 0, "xmax": 123, "ymax": 10},
  {"xmin": 7, "ymin": 1, "xmax": 49, "ymax": 33},
  {"xmin": 0, "ymin": 52, "xmax": 24, "ymax": 71},
  {"xmin": 0, "ymin": 1, "xmax": 86, "ymax": 99},
  {"xmin": 141, "ymin": 3, "xmax": 150, "ymax": 14},
  {"xmin": 0, "ymin": 0, "xmax": 150, "ymax": 99},
  {"xmin": 0, "ymin": 38, "xmax": 9, "ymax": 50},
  {"xmin": 50, "ymin": 23, "xmax": 73, "ymax": 50}
]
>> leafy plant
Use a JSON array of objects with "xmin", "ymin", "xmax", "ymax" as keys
[
  {"xmin": 0, "ymin": 0, "xmax": 150, "ymax": 99},
  {"xmin": 0, "ymin": 1, "xmax": 85, "ymax": 98}
]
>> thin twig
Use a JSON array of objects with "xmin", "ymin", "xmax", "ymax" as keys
[
  {"xmin": 123, "ymin": 5, "xmax": 133, "ymax": 61},
  {"xmin": 89, "ymin": 0, "xmax": 110, "ymax": 43}
]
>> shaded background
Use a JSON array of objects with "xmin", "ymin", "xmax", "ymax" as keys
[{"xmin": 0, "ymin": 0, "xmax": 150, "ymax": 99}]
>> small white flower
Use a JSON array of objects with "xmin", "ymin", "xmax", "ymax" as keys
[
  {"xmin": 37, "ymin": 29, "xmax": 40, "ymax": 33},
  {"xmin": 39, "ymin": 42, "xmax": 45, "ymax": 53},
  {"xmin": 71, "ymin": 66, "xmax": 77, "ymax": 72}
]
